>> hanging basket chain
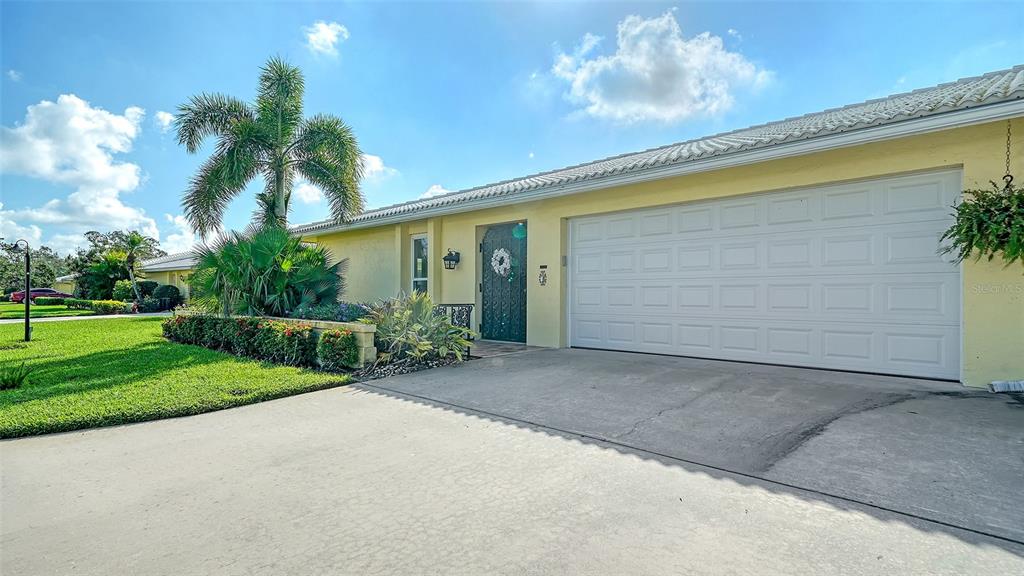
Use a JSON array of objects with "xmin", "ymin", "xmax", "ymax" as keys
[
  {"xmin": 940, "ymin": 118, "xmax": 1023, "ymax": 267},
  {"xmin": 1004, "ymin": 119, "xmax": 1014, "ymax": 190}
]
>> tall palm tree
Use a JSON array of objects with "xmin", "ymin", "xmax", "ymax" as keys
[
  {"xmin": 114, "ymin": 231, "xmax": 161, "ymax": 301},
  {"xmin": 174, "ymin": 57, "xmax": 364, "ymax": 236}
]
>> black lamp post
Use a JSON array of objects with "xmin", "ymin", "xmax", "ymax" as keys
[{"xmin": 13, "ymin": 239, "xmax": 31, "ymax": 341}]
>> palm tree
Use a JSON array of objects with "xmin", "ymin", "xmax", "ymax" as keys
[
  {"xmin": 174, "ymin": 57, "xmax": 364, "ymax": 236},
  {"xmin": 114, "ymin": 231, "xmax": 160, "ymax": 302}
]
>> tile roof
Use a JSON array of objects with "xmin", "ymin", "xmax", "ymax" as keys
[
  {"xmin": 293, "ymin": 64, "xmax": 1024, "ymax": 235},
  {"xmin": 140, "ymin": 251, "xmax": 196, "ymax": 271}
]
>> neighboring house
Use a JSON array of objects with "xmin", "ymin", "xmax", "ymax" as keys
[
  {"xmin": 139, "ymin": 252, "xmax": 196, "ymax": 300},
  {"xmin": 292, "ymin": 66, "xmax": 1024, "ymax": 387},
  {"xmin": 53, "ymin": 274, "xmax": 77, "ymax": 294}
]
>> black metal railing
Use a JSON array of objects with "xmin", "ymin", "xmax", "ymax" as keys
[{"xmin": 434, "ymin": 303, "xmax": 474, "ymax": 337}]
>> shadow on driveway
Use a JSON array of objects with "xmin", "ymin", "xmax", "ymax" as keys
[{"xmin": 362, "ymin": 347, "xmax": 1024, "ymax": 550}]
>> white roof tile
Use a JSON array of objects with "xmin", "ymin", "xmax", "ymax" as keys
[
  {"xmin": 140, "ymin": 252, "xmax": 196, "ymax": 271},
  {"xmin": 294, "ymin": 65, "xmax": 1024, "ymax": 235}
]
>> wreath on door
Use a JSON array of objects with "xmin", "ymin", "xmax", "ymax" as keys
[{"xmin": 490, "ymin": 248, "xmax": 512, "ymax": 277}]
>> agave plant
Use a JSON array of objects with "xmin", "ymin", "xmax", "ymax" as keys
[{"xmin": 190, "ymin": 226, "xmax": 346, "ymax": 317}]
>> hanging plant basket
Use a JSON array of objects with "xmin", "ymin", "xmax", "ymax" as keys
[
  {"xmin": 941, "ymin": 175, "xmax": 1024, "ymax": 268},
  {"xmin": 941, "ymin": 120, "xmax": 1023, "ymax": 269}
]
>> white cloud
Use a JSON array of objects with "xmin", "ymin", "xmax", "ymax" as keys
[
  {"xmin": 0, "ymin": 94, "xmax": 159, "ymax": 250},
  {"xmin": 552, "ymin": 11, "xmax": 770, "ymax": 123},
  {"xmin": 155, "ymin": 110, "xmax": 174, "ymax": 132},
  {"xmin": 304, "ymin": 20, "xmax": 349, "ymax": 57},
  {"xmin": 7, "ymin": 70, "xmax": 22, "ymax": 82},
  {"xmin": 361, "ymin": 153, "xmax": 398, "ymax": 181},
  {"xmin": 293, "ymin": 181, "xmax": 323, "ymax": 204},
  {"xmin": 160, "ymin": 214, "xmax": 197, "ymax": 253},
  {"xmin": 420, "ymin": 184, "xmax": 452, "ymax": 199},
  {"xmin": 0, "ymin": 203, "xmax": 43, "ymax": 246},
  {"xmin": 727, "ymin": 28, "xmax": 742, "ymax": 41},
  {"xmin": 44, "ymin": 234, "xmax": 90, "ymax": 255}
]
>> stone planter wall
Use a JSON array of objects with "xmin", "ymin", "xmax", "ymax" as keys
[{"xmin": 173, "ymin": 310, "xmax": 377, "ymax": 368}]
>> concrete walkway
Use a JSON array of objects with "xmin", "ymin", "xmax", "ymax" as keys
[{"xmin": 2, "ymin": 356, "xmax": 1022, "ymax": 574}]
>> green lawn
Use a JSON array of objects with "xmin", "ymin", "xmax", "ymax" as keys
[
  {"xmin": 0, "ymin": 301, "xmax": 96, "ymax": 319},
  {"xmin": 0, "ymin": 317, "xmax": 350, "ymax": 438}
]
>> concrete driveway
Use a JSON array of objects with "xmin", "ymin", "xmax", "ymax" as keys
[
  {"xmin": 376, "ymin": 348, "xmax": 1024, "ymax": 543},
  {"xmin": 2, "ymin": 349, "xmax": 1022, "ymax": 574}
]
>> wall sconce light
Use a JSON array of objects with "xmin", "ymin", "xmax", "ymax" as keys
[{"xmin": 443, "ymin": 249, "xmax": 461, "ymax": 270}]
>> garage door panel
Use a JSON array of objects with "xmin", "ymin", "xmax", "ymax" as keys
[
  {"xmin": 573, "ymin": 315, "xmax": 959, "ymax": 379},
  {"xmin": 574, "ymin": 229, "xmax": 954, "ymax": 277},
  {"xmin": 572, "ymin": 274, "xmax": 959, "ymax": 325},
  {"xmin": 570, "ymin": 170, "xmax": 961, "ymax": 379}
]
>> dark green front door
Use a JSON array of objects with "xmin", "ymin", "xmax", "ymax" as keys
[{"xmin": 481, "ymin": 223, "xmax": 527, "ymax": 342}]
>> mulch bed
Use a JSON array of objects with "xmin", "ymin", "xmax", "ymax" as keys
[{"xmin": 353, "ymin": 357, "xmax": 463, "ymax": 381}]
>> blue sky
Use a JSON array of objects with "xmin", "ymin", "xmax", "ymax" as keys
[{"xmin": 2, "ymin": 1, "xmax": 1022, "ymax": 255}]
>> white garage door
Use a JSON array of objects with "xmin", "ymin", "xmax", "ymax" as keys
[{"xmin": 569, "ymin": 170, "xmax": 961, "ymax": 379}]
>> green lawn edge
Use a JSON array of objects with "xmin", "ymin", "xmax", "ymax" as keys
[
  {"xmin": 0, "ymin": 317, "xmax": 352, "ymax": 438},
  {"xmin": 0, "ymin": 302, "xmax": 97, "ymax": 319}
]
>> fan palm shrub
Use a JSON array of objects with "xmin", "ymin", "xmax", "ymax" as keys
[
  {"xmin": 174, "ymin": 57, "xmax": 364, "ymax": 235},
  {"xmin": 189, "ymin": 226, "xmax": 346, "ymax": 317}
]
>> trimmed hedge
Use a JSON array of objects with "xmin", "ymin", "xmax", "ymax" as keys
[
  {"xmin": 91, "ymin": 300, "xmax": 132, "ymax": 315},
  {"xmin": 138, "ymin": 280, "xmax": 159, "ymax": 297},
  {"xmin": 34, "ymin": 297, "xmax": 66, "ymax": 305},
  {"xmin": 162, "ymin": 314, "xmax": 359, "ymax": 370},
  {"xmin": 65, "ymin": 298, "xmax": 132, "ymax": 315},
  {"xmin": 291, "ymin": 301, "xmax": 369, "ymax": 323},
  {"xmin": 140, "ymin": 296, "xmax": 162, "ymax": 313},
  {"xmin": 152, "ymin": 284, "xmax": 182, "ymax": 307},
  {"xmin": 0, "ymin": 294, "xmax": 9, "ymax": 302}
]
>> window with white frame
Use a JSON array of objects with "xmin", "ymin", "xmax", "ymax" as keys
[{"xmin": 411, "ymin": 235, "xmax": 428, "ymax": 293}]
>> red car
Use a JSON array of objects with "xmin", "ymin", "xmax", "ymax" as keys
[{"xmin": 9, "ymin": 288, "xmax": 74, "ymax": 303}]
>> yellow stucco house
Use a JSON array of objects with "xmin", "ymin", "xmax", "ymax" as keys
[
  {"xmin": 139, "ymin": 252, "xmax": 194, "ymax": 300},
  {"xmin": 150, "ymin": 66, "xmax": 1024, "ymax": 388}
]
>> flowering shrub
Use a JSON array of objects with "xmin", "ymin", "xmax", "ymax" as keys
[
  {"xmin": 317, "ymin": 329, "xmax": 359, "ymax": 370},
  {"xmin": 162, "ymin": 315, "xmax": 319, "ymax": 368}
]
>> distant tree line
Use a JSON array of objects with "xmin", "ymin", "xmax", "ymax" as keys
[
  {"xmin": 1, "ymin": 243, "xmax": 70, "ymax": 294},
  {"xmin": 1, "ymin": 230, "xmax": 166, "ymax": 299}
]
